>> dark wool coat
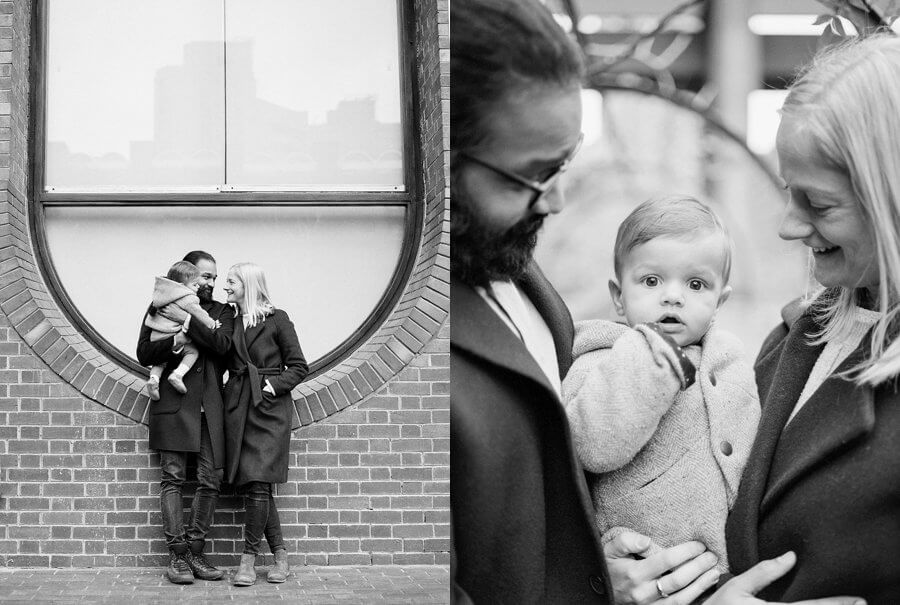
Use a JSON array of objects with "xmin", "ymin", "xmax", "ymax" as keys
[
  {"xmin": 451, "ymin": 263, "xmax": 612, "ymax": 604},
  {"xmin": 137, "ymin": 300, "xmax": 234, "ymax": 467},
  {"xmin": 223, "ymin": 309, "xmax": 308, "ymax": 486},
  {"xmin": 727, "ymin": 297, "xmax": 900, "ymax": 604}
]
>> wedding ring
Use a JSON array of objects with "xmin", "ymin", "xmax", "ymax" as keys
[{"xmin": 656, "ymin": 579, "xmax": 670, "ymax": 599}]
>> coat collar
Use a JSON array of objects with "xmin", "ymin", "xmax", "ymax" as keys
[
  {"xmin": 238, "ymin": 309, "xmax": 272, "ymax": 349},
  {"xmin": 729, "ymin": 309, "xmax": 877, "ymax": 564},
  {"xmin": 451, "ymin": 262, "xmax": 572, "ymax": 398},
  {"xmin": 517, "ymin": 262, "xmax": 575, "ymax": 378}
]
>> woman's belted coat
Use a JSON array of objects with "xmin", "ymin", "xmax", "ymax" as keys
[{"xmin": 224, "ymin": 308, "xmax": 309, "ymax": 486}]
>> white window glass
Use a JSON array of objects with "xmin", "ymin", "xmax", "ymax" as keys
[
  {"xmin": 224, "ymin": 0, "xmax": 404, "ymax": 190},
  {"xmin": 46, "ymin": 0, "xmax": 225, "ymax": 191},
  {"xmin": 44, "ymin": 206, "xmax": 406, "ymax": 361}
]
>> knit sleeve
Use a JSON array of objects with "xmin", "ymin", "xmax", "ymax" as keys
[
  {"xmin": 177, "ymin": 295, "xmax": 217, "ymax": 330},
  {"xmin": 563, "ymin": 327, "xmax": 683, "ymax": 473}
]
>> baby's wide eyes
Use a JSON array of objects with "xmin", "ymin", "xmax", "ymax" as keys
[
  {"xmin": 688, "ymin": 279, "xmax": 705, "ymax": 291},
  {"xmin": 642, "ymin": 276, "xmax": 659, "ymax": 287}
]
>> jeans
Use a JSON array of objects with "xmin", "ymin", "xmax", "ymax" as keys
[
  {"xmin": 159, "ymin": 415, "xmax": 223, "ymax": 553},
  {"xmin": 241, "ymin": 481, "xmax": 285, "ymax": 555}
]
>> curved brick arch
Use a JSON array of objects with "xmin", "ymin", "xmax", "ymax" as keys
[{"xmin": 0, "ymin": 0, "xmax": 448, "ymax": 428}]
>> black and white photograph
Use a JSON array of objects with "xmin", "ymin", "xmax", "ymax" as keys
[
  {"xmin": 0, "ymin": 0, "xmax": 449, "ymax": 602},
  {"xmin": 451, "ymin": 0, "xmax": 898, "ymax": 603}
]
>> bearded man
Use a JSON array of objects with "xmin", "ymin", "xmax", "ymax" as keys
[
  {"xmin": 449, "ymin": 0, "xmax": 612, "ymax": 601},
  {"xmin": 136, "ymin": 250, "xmax": 234, "ymax": 584}
]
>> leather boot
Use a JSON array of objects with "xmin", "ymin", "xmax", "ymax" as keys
[
  {"xmin": 185, "ymin": 543, "xmax": 224, "ymax": 581},
  {"xmin": 267, "ymin": 548, "xmax": 290, "ymax": 583},
  {"xmin": 232, "ymin": 553, "xmax": 257, "ymax": 587},
  {"xmin": 165, "ymin": 548, "xmax": 194, "ymax": 584}
]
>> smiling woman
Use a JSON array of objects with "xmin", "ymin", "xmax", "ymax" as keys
[{"xmin": 776, "ymin": 116, "xmax": 879, "ymax": 295}]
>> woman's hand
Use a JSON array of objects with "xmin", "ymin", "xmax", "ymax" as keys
[
  {"xmin": 158, "ymin": 304, "xmax": 189, "ymax": 322},
  {"xmin": 604, "ymin": 531, "xmax": 719, "ymax": 605},
  {"xmin": 705, "ymin": 551, "xmax": 865, "ymax": 605}
]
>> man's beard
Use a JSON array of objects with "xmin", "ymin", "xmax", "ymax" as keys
[
  {"xmin": 451, "ymin": 183, "xmax": 545, "ymax": 287},
  {"xmin": 197, "ymin": 284, "xmax": 214, "ymax": 304}
]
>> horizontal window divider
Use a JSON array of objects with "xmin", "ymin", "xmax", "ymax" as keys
[
  {"xmin": 38, "ymin": 194, "xmax": 413, "ymax": 207},
  {"xmin": 44, "ymin": 185, "xmax": 407, "ymax": 194},
  {"xmin": 220, "ymin": 185, "xmax": 407, "ymax": 193}
]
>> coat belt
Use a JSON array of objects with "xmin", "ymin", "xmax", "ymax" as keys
[{"xmin": 231, "ymin": 365, "xmax": 282, "ymax": 407}]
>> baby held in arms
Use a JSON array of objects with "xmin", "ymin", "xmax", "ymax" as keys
[{"xmin": 563, "ymin": 195, "xmax": 760, "ymax": 573}]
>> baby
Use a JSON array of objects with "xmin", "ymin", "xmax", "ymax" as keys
[
  {"xmin": 143, "ymin": 260, "xmax": 220, "ymax": 400},
  {"xmin": 562, "ymin": 195, "xmax": 760, "ymax": 573}
]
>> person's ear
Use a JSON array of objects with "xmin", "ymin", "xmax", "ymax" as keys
[
  {"xmin": 718, "ymin": 285, "xmax": 732, "ymax": 307},
  {"xmin": 609, "ymin": 280, "xmax": 625, "ymax": 316}
]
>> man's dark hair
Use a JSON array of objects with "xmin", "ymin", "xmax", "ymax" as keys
[
  {"xmin": 450, "ymin": 0, "xmax": 584, "ymax": 154},
  {"xmin": 182, "ymin": 250, "xmax": 216, "ymax": 266}
]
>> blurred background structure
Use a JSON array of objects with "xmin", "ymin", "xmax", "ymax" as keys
[{"xmin": 535, "ymin": 0, "xmax": 892, "ymax": 354}]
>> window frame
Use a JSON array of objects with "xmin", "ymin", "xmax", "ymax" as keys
[{"xmin": 29, "ymin": 0, "xmax": 424, "ymax": 379}]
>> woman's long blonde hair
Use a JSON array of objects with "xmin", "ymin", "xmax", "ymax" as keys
[
  {"xmin": 782, "ymin": 35, "xmax": 900, "ymax": 385},
  {"xmin": 230, "ymin": 262, "xmax": 274, "ymax": 328}
]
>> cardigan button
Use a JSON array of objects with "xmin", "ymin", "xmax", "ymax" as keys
[
  {"xmin": 720, "ymin": 440, "xmax": 733, "ymax": 456},
  {"xmin": 709, "ymin": 371, "xmax": 717, "ymax": 386},
  {"xmin": 589, "ymin": 574, "xmax": 606, "ymax": 595}
]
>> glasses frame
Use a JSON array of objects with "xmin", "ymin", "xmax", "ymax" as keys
[{"xmin": 458, "ymin": 133, "xmax": 584, "ymax": 207}]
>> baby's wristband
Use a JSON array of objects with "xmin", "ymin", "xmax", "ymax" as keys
[{"xmin": 642, "ymin": 322, "xmax": 697, "ymax": 390}]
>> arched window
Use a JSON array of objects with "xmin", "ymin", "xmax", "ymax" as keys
[
  {"xmin": 33, "ymin": 0, "xmax": 422, "ymax": 376},
  {"xmin": 9, "ymin": 0, "xmax": 448, "ymax": 427}
]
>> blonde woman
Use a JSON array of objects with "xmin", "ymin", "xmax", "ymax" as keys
[
  {"xmin": 222, "ymin": 262, "xmax": 309, "ymax": 587},
  {"xmin": 724, "ymin": 35, "xmax": 900, "ymax": 603}
]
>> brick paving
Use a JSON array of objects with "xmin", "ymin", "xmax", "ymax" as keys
[{"xmin": 0, "ymin": 565, "xmax": 449, "ymax": 604}]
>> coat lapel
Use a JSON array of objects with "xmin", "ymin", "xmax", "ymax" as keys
[
  {"xmin": 760, "ymin": 335, "xmax": 876, "ymax": 514},
  {"xmin": 728, "ymin": 312, "xmax": 823, "ymax": 565},
  {"xmin": 451, "ymin": 277, "xmax": 558, "ymax": 399},
  {"xmin": 243, "ymin": 316, "xmax": 265, "ymax": 350},
  {"xmin": 516, "ymin": 262, "xmax": 575, "ymax": 379}
]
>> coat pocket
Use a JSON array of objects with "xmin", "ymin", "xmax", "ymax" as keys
[{"xmin": 150, "ymin": 399, "xmax": 182, "ymax": 415}]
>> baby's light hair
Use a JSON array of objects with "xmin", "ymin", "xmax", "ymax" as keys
[
  {"xmin": 229, "ymin": 262, "xmax": 275, "ymax": 328},
  {"xmin": 781, "ymin": 35, "xmax": 900, "ymax": 386},
  {"xmin": 166, "ymin": 261, "xmax": 200, "ymax": 286},
  {"xmin": 613, "ymin": 195, "xmax": 733, "ymax": 284}
]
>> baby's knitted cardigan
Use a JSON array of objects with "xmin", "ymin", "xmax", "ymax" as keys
[{"xmin": 563, "ymin": 320, "xmax": 760, "ymax": 572}]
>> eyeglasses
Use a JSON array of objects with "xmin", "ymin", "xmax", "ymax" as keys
[{"xmin": 458, "ymin": 133, "xmax": 584, "ymax": 207}]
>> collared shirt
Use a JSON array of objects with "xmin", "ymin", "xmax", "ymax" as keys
[
  {"xmin": 476, "ymin": 280, "xmax": 562, "ymax": 398},
  {"xmin": 789, "ymin": 306, "xmax": 881, "ymax": 424}
]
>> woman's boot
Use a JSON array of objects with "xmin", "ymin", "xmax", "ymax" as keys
[
  {"xmin": 267, "ymin": 548, "xmax": 290, "ymax": 583},
  {"xmin": 233, "ymin": 553, "xmax": 257, "ymax": 586}
]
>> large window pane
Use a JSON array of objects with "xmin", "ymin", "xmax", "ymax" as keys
[
  {"xmin": 225, "ymin": 0, "xmax": 404, "ymax": 190},
  {"xmin": 46, "ymin": 0, "xmax": 225, "ymax": 191},
  {"xmin": 44, "ymin": 206, "xmax": 406, "ymax": 361}
]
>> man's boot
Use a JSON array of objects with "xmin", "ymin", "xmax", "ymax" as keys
[
  {"xmin": 165, "ymin": 546, "xmax": 194, "ymax": 584},
  {"xmin": 233, "ymin": 553, "xmax": 257, "ymax": 587},
  {"xmin": 185, "ymin": 541, "xmax": 225, "ymax": 581},
  {"xmin": 267, "ymin": 548, "xmax": 290, "ymax": 583}
]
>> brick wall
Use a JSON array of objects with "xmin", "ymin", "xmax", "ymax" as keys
[{"xmin": 0, "ymin": 0, "xmax": 450, "ymax": 568}]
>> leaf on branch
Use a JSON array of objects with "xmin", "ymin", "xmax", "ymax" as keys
[
  {"xmin": 831, "ymin": 16, "xmax": 848, "ymax": 34},
  {"xmin": 818, "ymin": 22, "xmax": 846, "ymax": 49}
]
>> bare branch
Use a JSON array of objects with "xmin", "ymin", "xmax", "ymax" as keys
[{"xmin": 586, "ymin": 0, "xmax": 705, "ymax": 77}]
